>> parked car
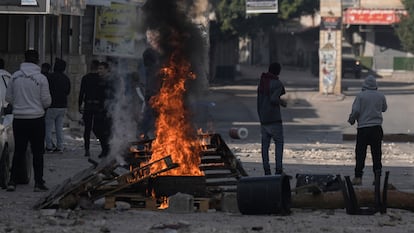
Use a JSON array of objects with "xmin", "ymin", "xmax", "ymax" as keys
[{"xmin": 0, "ymin": 76, "xmax": 31, "ymax": 189}]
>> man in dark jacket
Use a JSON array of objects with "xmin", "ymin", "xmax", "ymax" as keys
[
  {"xmin": 78, "ymin": 60, "xmax": 101, "ymax": 157},
  {"xmin": 257, "ymin": 62, "xmax": 287, "ymax": 175},
  {"xmin": 45, "ymin": 58, "xmax": 71, "ymax": 153}
]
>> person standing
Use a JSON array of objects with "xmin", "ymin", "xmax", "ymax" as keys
[
  {"xmin": 5, "ymin": 50, "xmax": 51, "ymax": 192},
  {"xmin": 0, "ymin": 58, "xmax": 11, "ymax": 110},
  {"xmin": 348, "ymin": 75, "xmax": 387, "ymax": 185},
  {"xmin": 257, "ymin": 62, "xmax": 287, "ymax": 175},
  {"xmin": 45, "ymin": 58, "xmax": 71, "ymax": 153},
  {"xmin": 94, "ymin": 61, "xmax": 112, "ymax": 158},
  {"xmin": 41, "ymin": 62, "xmax": 51, "ymax": 77},
  {"xmin": 78, "ymin": 60, "xmax": 101, "ymax": 157},
  {"xmin": 138, "ymin": 29, "xmax": 163, "ymax": 139}
]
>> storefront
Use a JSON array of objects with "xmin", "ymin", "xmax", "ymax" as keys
[
  {"xmin": 342, "ymin": 7, "xmax": 410, "ymax": 73},
  {"xmin": 0, "ymin": 0, "xmax": 85, "ymax": 71}
]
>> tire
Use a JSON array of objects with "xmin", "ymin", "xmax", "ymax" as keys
[{"xmin": 0, "ymin": 145, "xmax": 11, "ymax": 189}]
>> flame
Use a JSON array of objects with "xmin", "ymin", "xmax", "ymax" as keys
[
  {"xmin": 158, "ymin": 196, "xmax": 169, "ymax": 209},
  {"xmin": 147, "ymin": 50, "xmax": 203, "ymax": 176}
]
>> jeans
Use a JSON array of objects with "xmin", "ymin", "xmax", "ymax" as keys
[
  {"xmin": 45, "ymin": 108, "xmax": 66, "ymax": 150},
  {"xmin": 354, "ymin": 125, "xmax": 383, "ymax": 178},
  {"xmin": 261, "ymin": 123, "xmax": 284, "ymax": 174}
]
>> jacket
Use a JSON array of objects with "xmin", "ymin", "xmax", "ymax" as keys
[
  {"xmin": 348, "ymin": 75, "xmax": 387, "ymax": 128},
  {"xmin": 78, "ymin": 72, "xmax": 105, "ymax": 112},
  {"xmin": 6, "ymin": 62, "xmax": 51, "ymax": 119},
  {"xmin": 48, "ymin": 71, "xmax": 71, "ymax": 108},
  {"xmin": 257, "ymin": 72, "xmax": 286, "ymax": 124}
]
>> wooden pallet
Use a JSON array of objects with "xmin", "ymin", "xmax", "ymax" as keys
[
  {"xmin": 104, "ymin": 194, "xmax": 158, "ymax": 210},
  {"xmin": 104, "ymin": 194, "xmax": 210, "ymax": 212}
]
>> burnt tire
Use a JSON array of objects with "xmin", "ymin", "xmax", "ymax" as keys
[{"xmin": 0, "ymin": 145, "xmax": 11, "ymax": 189}]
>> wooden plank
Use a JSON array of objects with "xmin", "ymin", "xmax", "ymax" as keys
[
  {"xmin": 194, "ymin": 198, "xmax": 210, "ymax": 212},
  {"xmin": 105, "ymin": 195, "xmax": 158, "ymax": 210}
]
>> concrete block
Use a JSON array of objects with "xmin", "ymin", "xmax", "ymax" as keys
[
  {"xmin": 220, "ymin": 192, "xmax": 239, "ymax": 213},
  {"xmin": 167, "ymin": 192, "xmax": 194, "ymax": 213}
]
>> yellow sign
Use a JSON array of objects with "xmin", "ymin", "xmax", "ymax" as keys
[{"xmin": 93, "ymin": 3, "xmax": 139, "ymax": 57}]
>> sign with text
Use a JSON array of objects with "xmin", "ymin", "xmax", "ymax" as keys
[
  {"xmin": 93, "ymin": 3, "xmax": 139, "ymax": 58},
  {"xmin": 343, "ymin": 8, "xmax": 407, "ymax": 25},
  {"xmin": 0, "ymin": 0, "xmax": 84, "ymax": 15},
  {"xmin": 246, "ymin": 0, "xmax": 278, "ymax": 14},
  {"xmin": 321, "ymin": 17, "xmax": 342, "ymax": 30}
]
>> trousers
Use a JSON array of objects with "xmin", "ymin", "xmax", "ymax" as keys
[
  {"xmin": 10, "ymin": 117, "xmax": 45, "ymax": 185},
  {"xmin": 260, "ymin": 122, "xmax": 284, "ymax": 174},
  {"xmin": 354, "ymin": 125, "xmax": 383, "ymax": 178},
  {"xmin": 45, "ymin": 108, "xmax": 66, "ymax": 150}
]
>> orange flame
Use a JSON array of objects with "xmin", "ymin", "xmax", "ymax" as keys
[
  {"xmin": 147, "ymin": 51, "xmax": 203, "ymax": 176},
  {"xmin": 158, "ymin": 196, "xmax": 169, "ymax": 209}
]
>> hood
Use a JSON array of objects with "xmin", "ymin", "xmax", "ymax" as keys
[
  {"xmin": 258, "ymin": 72, "xmax": 279, "ymax": 95},
  {"xmin": 362, "ymin": 75, "xmax": 377, "ymax": 90},
  {"xmin": 19, "ymin": 62, "xmax": 41, "ymax": 77},
  {"xmin": 54, "ymin": 58, "xmax": 66, "ymax": 72}
]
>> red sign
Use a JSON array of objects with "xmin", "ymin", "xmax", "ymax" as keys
[{"xmin": 343, "ymin": 8, "xmax": 407, "ymax": 25}]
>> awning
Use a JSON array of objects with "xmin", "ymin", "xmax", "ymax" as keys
[
  {"xmin": 86, "ymin": 0, "xmax": 147, "ymax": 6},
  {"xmin": 0, "ymin": 0, "xmax": 86, "ymax": 15},
  {"xmin": 343, "ymin": 8, "xmax": 407, "ymax": 25}
]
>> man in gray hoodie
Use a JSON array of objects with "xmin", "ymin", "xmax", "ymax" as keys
[
  {"xmin": 348, "ymin": 75, "xmax": 387, "ymax": 185},
  {"xmin": 5, "ymin": 50, "xmax": 51, "ymax": 192}
]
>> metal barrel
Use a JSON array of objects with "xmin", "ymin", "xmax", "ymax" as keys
[{"xmin": 237, "ymin": 174, "xmax": 291, "ymax": 215}]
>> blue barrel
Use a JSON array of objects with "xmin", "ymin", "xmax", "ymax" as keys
[{"xmin": 237, "ymin": 175, "xmax": 291, "ymax": 215}]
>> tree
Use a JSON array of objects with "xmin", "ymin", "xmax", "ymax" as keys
[
  {"xmin": 210, "ymin": 0, "xmax": 320, "ymax": 39},
  {"xmin": 395, "ymin": 0, "xmax": 414, "ymax": 53}
]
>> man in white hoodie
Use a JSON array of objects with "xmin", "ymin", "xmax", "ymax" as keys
[
  {"xmin": 5, "ymin": 50, "xmax": 51, "ymax": 192},
  {"xmin": 348, "ymin": 75, "xmax": 387, "ymax": 186}
]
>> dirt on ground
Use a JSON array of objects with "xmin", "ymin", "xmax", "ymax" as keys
[{"xmin": 0, "ymin": 132, "xmax": 413, "ymax": 233}]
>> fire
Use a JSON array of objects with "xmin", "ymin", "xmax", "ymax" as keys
[
  {"xmin": 147, "ymin": 51, "xmax": 203, "ymax": 176},
  {"xmin": 158, "ymin": 196, "xmax": 169, "ymax": 209}
]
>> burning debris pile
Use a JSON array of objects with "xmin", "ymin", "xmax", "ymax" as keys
[
  {"xmin": 34, "ymin": 0, "xmax": 241, "ymax": 211},
  {"xmin": 34, "ymin": 133, "xmax": 247, "ymax": 210}
]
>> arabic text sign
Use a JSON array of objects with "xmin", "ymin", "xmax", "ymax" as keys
[
  {"xmin": 343, "ymin": 8, "xmax": 407, "ymax": 25},
  {"xmin": 246, "ymin": 0, "xmax": 278, "ymax": 14},
  {"xmin": 93, "ymin": 3, "xmax": 139, "ymax": 58}
]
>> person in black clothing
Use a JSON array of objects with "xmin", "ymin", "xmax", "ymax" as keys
[
  {"xmin": 94, "ymin": 61, "xmax": 112, "ymax": 158},
  {"xmin": 78, "ymin": 60, "xmax": 101, "ymax": 157},
  {"xmin": 45, "ymin": 58, "xmax": 71, "ymax": 153},
  {"xmin": 138, "ymin": 29, "xmax": 164, "ymax": 139},
  {"xmin": 41, "ymin": 63, "xmax": 51, "ymax": 76}
]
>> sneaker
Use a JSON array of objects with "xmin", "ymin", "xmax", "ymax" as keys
[
  {"xmin": 275, "ymin": 169, "xmax": 284, "ymax": 175},
  {"xmin": 34, "ymin": 183, "xmax": 49, "ymax": 192},
  {"xmin": 6, "ymin": 182, "xmax": 16, "ymax": 192},
  {"xmin": 54, "ymin": 148, "xmax": 63, "ymax": 154},
  {"xmin": 98, "ymin": 151, "xmax": 108, "ymax": 158},
  {"xmin": 45, "ymin": 148, "xmax": 55, "ymax": 153},
  {"xmin": 352, "ymin": 177, "xmax": 362, "ymax": 186}
]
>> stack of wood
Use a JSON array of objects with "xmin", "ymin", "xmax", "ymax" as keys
[{"xmin": 34, "ymin": 133, "xmax": 248, "ymax": 210}]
